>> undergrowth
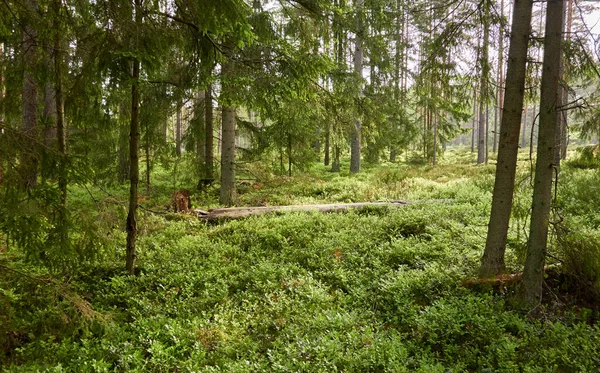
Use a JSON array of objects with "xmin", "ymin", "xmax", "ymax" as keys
[{"xmin": 1, "ymin": 148, "xmax": 599, "ymax": 371}]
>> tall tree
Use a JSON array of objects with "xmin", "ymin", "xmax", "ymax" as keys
[
  {"xmin": 204, "ymin": 85, "xmax": 214, "ymax": 182},
  {"xmin": 518, "ymin": 0, "xmax": 565, "ymax": 308},
  {"xmin": 220, "ymin": 58, "xmax": 236, "ymax": 206},
  {"xmin": 480, "ymin": 0, "xmax": 534, "ymax": 277},
  {"xmin": 477, "ymin": 0, "xmax": 491, "ymax": 164},
  {"xmin": 126, "ymin": 0, "xmax": 142, "ymax": 275},
  {"xmin": 20, "ymin": 0, "xmax": 39, "ymax": 190},
  {"xmin": 350, "ymin": 0, "xmax": 363, "ymax": 173}
]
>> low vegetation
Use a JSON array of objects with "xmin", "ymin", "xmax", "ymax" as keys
[{"xmin": 1, "ymin": 148, "xmax": 599, "ymax": 371}]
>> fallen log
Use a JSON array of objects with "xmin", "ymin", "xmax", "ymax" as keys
[{"xmin": 195, "ymin": 199, "xmax": 450, "ymax": 221}]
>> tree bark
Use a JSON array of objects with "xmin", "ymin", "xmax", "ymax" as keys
[
  {"xmin": 480, "ymin": 0, "xmax": 533, "ymax": 278},
  {"xmin": 20, "ymin": 0, "xmax": 39, "ymax": 190},
  {"xmin": 126, "ymin": 0, "xmax": 141, "ymax": 275},
  {"xmin": 350, "ymin": 0, "xmax": 363, "ymax": 174},
  {"xmin": 219, "ymin": 56, "xmax": 236, "ymax": 206},
  {"xmin": 324, "ymin": 126, "xmax": 330, "ymax": 166},
  {"xmin": 204, "ymin": 85, "xmax": 214, "ymax": 181},
  {"xmin": 477, "ymin": 0, "xmax": 490, "ymax": 165},
  {"xmin": 176, "ymin": 100, "xmax": 182, "ymax": 157},
  {"xmin": 494, "ymin": 0, "xmax": 505, "ymax": 154},
  {"xmin": 220, "ymin": 105, "xmax": 236, "ymax": 205},
  {"xmin": 54, "ymin": 0, "xmax": 67, "ymax": 215},
  {"xmin": 518, "ymin": 0, "xmax": 564, "ymax": 309}
]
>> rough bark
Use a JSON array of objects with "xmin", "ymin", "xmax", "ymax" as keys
[
  {"xmin": 54, "ymin": 0, "xmax": 66, "ymax": 210},
  {"xmin": 331, "ymin": 145, "xmax": 340, "ymax": 172},
  {"xmin": 126, "ymin": 0, "xmax": 141, "ymax": 275},
  {"xmin": 324, "ymin": 126, "xmax": 330, "ymax": 166},
  {"xmin": 204, "ymin": 85, "xmax": 214, "ymax": 181},
  {"xmin": 494, "ymin": 0, "xmax": 505, "ymax": 153},
  {"xmin": 477, "ymin": 0, "xmax": 490, "ymax": 165},
  {"xmin": 176, "ymin": 100, "xmax": 182, "ymax": 157},
  {"xmin": 350, "ymin": 0, "xmax": 363, "ymax": 174},
  {"xmin": 518, "ymin": 0, "xmax": 564, "ymax": 309},
  {"xmin": 196, "ymin": 89, "xmax": 206, "ymax": 167},
  {"xmin": 219, "ymin": 57, "xmax": 236, "ymax": 206},
  {"xmin": 480, "ymin": 0, "xmax": 534, "ymax": 278},
  {"xmin": 20, "ymin": 0, "xmax": 39, "ymax": 190}
]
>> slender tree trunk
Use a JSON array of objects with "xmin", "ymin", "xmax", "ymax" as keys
[
  {"xmin": 176, "ymin": 100, "xmax": 182, "ymax": 157},
  {"xmin": 432, "ymin": 110, "xmax": 438, "ymax": 166},
  {"xmin": 471, "ymin": 88, "xmax": 477, "ymax": 153},
  {"xmin": 518, "ymin": 0, "xmax": 564, "ymax": 308},
  {"xmin": 331, "ymin": 145, "xmax": 340, "ymax": 172},
  {"xmin": 21, "ymin": 0, "xmax": 39, "ymax": 190},
  {"xmin": 494, "ymin": 0, "xmax": 505, "ymax": 153},
  {"xmin": 558, "ymin": 0, "xmax": 573, "ymax": 161},
  {"xmin": 54, "ymin": 0, "xmax": 67, "ymax": 247},
  {"xmin": 324, "ymin": 126, "xmax": 330, "ymax": 166},
  {"xmin": 350, "ymin": 0, "xmax": 363, "ymax": 174},
  {"xmin": 118, "ymin": 103, "xmax": 130, "ymax": 183},
  {"xmin": 196, "ymin": 90, "xmax": 206, "ymax": 165},
  {"xmin": 204, "ymin": 85, "xmax": 214, "ymax": 181},
  {"xmin": 0, "ymin": 43, "xmax": 5, "ymax": 183},
  {"xmin": 480, "ymin": 0, "xmax": 534, "ymax": 278},
  {"xmin": 521, "ymin": 105, "xmax": 528, "ymax": 148},
  {"xmin": 477, "ymin": 0, "xmax": 490, "ymax": 165},
  {"xmin": 220, "ymin": 57, "xmax": 236, "ymax": 206},
  {"xmin": 126, "ymin": 0, "xmax": 141, "ymax": 275},
  {"xmin": 287, "ymin": 133, "xmax": 292, "ymax": 177}
]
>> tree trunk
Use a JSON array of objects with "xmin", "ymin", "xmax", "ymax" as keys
[
  {"xmin": 324, "ymin": 126, "xmax": 330, "ymax": 166},
  {"xmin": 118, "ymin": 103, "xmax": 130, "ymax": 183},
  {"xmin": 477, "ymin": 0, "xmax": 490, "ymax": 165},
  {"xmin": 480, "ymin": 0, "xmax": 534, "ymax": 278},
  {"xmin": 176, "ymin": 100, "xmax": 182, "ymax": 157},
  {"xmin": 518, "ymin": 0, "xmax": 564, "ymax": 309},
  {"xmin": 220, "ymin": 106, "xmax": 236, "ymax": 205},
  {"xmin": 54, "ymin": 0, "xmax": 68, "ymax": 246},
  {"xmin": 331, "ymin": 145, "xmax": 340, "ymax": 172},
  {"xmin": 521, "ymin": 105, "xmax": 528, "ymax": 148},
  {"xmin": 494, "ymin": 0, "xmax": 505, "ymax": 154},
  {"xmin": 350, "ymin": 0, "xmax": 363, "ymax": 174},
  {"xmin": 20, "ymin": 0, "xmax": 39, "ymax": 190},
  {"xmin": 204, "ymin": 85, "xmax": 214, "ymax": 181},
  {"xmin": 287, "ymin": 133, "xmax": 292, "ymax": 177},
  {"xmin": 126, "ymin": 0, "xmax": 141, "ymax": 275},
  {"xmin": 220, "ymin": 56, "xmax": 236, "ymax": 206},
  {"xmin": 196, "ymin": 90, "xmax": 206, "ymax": 165}
]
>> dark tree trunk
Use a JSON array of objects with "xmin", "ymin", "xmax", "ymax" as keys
[
  {"xmin": 287, "ymin": 133, "xmax": 292, "ymax": 177},
  {"xmin": 494, "ymin": 0, "xmax": 505, "ymax": 154},
  {"xmin": 480, "ymin": 0, "xmax": 534, "ymax": 278},
  {"xmin": 331, "ymin": 145, "xmax": 340, "ymax": 172},
  {"xmin": 126, "ymin": 0, "xmax": 141, "ymax": 275},
  {"xmin": 350, "ymin": 0, "xmax": 363, "ymax": 174},
  {"xmin": 176, "ymin": 100, "xmax": 182, "ymax": 157},
  {"xmin": 204, "ymin": 85, "xmax": 214, "ymax": 181},
  {"xmin": 518, "ymin": 0, "xmax": 564, "ymax": 309},
  {"xmin": 196, "ymin": 89, "xmax": 206, "ymax": 169},
  {"xmin": 477, "ymin": 0, "xmax": 490, "ymax": 165},
  {"xmin": 324, "ymin": 126, "xmax": 330, "ymax": 166},
  {"xmin": 20, "ymin": 0, "xmax": 39, "ymax": 190},
  {"xmin": 54, "ymin": 0, "xmax": 68, "ymax": 246}
]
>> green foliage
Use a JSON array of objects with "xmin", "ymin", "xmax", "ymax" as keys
[
  {"xmin": 4, "ymin": 150, "xmax": 600, "ymax": 371},
  {"xmin": 566, "ymin": 145, "xmax": 600, "ymax": 170}
]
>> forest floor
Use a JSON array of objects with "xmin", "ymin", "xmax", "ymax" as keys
[{"xmin": 2, "ymin": 147, "xmax": 600, "ymax": 371}]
